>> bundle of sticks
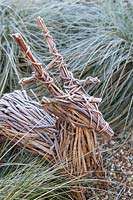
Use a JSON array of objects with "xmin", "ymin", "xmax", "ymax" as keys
[{"xmin": 0, "ymin": 17, "xmax": 114, "ymax": 199}]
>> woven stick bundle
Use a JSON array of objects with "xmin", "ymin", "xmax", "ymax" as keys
[{"xmin": 0, "ymin": 90, "xmax": 56, "ymax": 159}]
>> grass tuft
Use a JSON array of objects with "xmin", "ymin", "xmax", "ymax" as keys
[{"xmin": 0, "ymin": 141, "xmax": 73, "ymax": 200}]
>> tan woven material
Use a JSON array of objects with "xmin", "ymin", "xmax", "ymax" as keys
[{"xmin": 0, "ymin": 17, "xmax": 114, "ymax": 199}]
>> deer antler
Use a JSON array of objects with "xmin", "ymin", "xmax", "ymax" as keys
[
  {"xmin": 37, "ymin": 17, "xmax": 100, "ymax": 89},
  {"xmin": 12, "ymin": 33, "xmax": 64, "ymax": 97}
]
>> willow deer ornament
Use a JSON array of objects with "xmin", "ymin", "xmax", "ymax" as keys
[{"xmin": 9, "ymin": 17, "xmax": 114, "ymax": 199}]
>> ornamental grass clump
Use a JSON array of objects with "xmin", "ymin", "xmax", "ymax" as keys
[{"xmin": 0, "ymin": 147, "xmax": 73, "ymax": 200}]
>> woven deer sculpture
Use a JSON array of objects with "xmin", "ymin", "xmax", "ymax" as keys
[{"xmin": 0, "ymin": 17, "xmax": 114, "ymax": 199}]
